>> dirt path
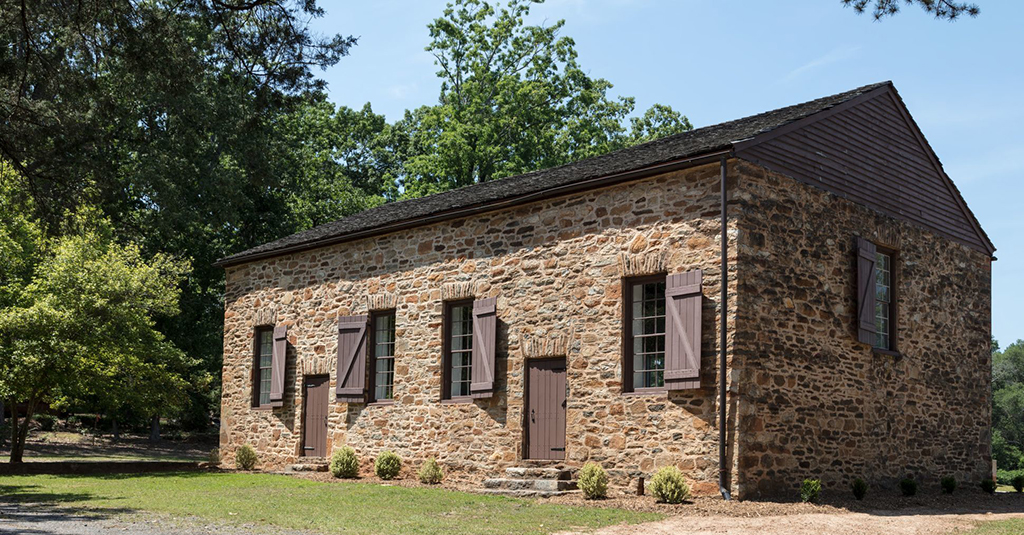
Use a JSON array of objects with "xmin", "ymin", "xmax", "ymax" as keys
[{"xmin": 557, "ymin": 509, "xmax": 1024, "ymax": 535}]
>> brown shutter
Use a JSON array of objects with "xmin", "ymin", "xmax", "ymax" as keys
[
  {"xmin": 336, "ymin": 315, "xmax": 369, "ymax": 402},
  {"xmin": 268, "ymin": 325, "xmax": 288, "ymax": 406},
  {"xmin": 470, "ymin": 297, "xmax": 497, "ymax": 398},
  {"xmin": 856, "ymin": 237, "xmax": 877, "ymax": 345},
  {"xmin": 664, "ymin": 270, "xmax": 702, "ymax": 390}
]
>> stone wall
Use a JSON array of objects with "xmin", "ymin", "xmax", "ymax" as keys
[
  {"xmin": 732, "ymin": 161, "xmax": 992, "ymax": 497},
  {"xmin": 220, "ymin": 162, "xmax": 740, "ymax": 495}
]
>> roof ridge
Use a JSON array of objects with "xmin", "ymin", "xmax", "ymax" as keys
[{"xmin": 217, "ymin": 81, "xmax": 897, "ymax": 267}]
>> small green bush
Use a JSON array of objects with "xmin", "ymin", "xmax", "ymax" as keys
[
  {"xmin": 800, "ymin": 479, "xmax": 822, "ymax": 503},
  {"xmin": 649, "ymin": 466, "xmax": 690, "ymax": 504},
  {"xmin": 330, "ymin": 446, "xmax": 359, "ymax": 479},
  {"xmin": 418, "ymin": 458, "xmax": 443, "ymax": 484},
  {"xmin": 851, "ymin": 478, "xmax": 868, "ymax": 500},
  {"xmin": 940, "ymin": 476, "xmax": 957, "ymax": 494},
  {"xmin": 35, "ymin": 414, "xmax": 57, "ymax": 432},
  {"xmin": 1012, "ymin": 475, "xmax": 1024, "ymax": 493},
  {"xmin": 899, "ymin": 477, "xmax": 917, "ymax": 497},
  {"xmin": 375, "ymin": 450, "xmax": 402, "ymax": 480},
  {"xmin": 980, "ymin": 479, "xmax": 997, "ymax": 494},
  {"xmin": 65, "ymin": 415, "xmax": 81, "ymax": 428},
  {"xmin": 577, "ymin": 462, "xmax": 609, "ymax": 500},
  {"xmin": 208, "ymin": 448, "xmax": 221, "ymax": 466},
  {"xmin": 235, "ymin": 444, "xmax": 258, "ymax": 470}
]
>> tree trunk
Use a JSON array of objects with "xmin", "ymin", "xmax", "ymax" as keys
[
  {"xmin": 0, "ymin": 399, "xmax": 5, "ymax": 426},
  {"xmin": 9, "ymin": 398, "xmax": 36, "ymax": 464},
  {"xmin": 111, "ymin": 418, "xmax": 120, "ymax": 441},
  {"xmin": 149, "ymin": 414, "xmax": 160, "ymax": 443}
]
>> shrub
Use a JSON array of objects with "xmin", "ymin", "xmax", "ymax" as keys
[
  {"xmin": 649, "ymin": 466, "xmax": 690, "ymax": 504},
  {"xmin": 940, "ymin": 476, "xmax": 957, "ymax": 494},
  {"xmin": 375, "ymin": 450, "xmax": 402, "ymax": 480},
  {"xmin": 899, "ymin": 477, "xmax": 917, "ymax": 497},
  {"xmin": 330, "ymin": 446, "xmax": 359, "ymax": 479},
  {"xmin": 800, "ymin": 479, "xmax": 822, "ymax": 503},
  {"xmin": 577, "ymin": 462, "xmax": 609, "ymax": 500},
  {"xmin": 65, "ymin": 415, "xmax": 82, "ymax": 429},
  {"xmin": 35, "ymin": 414, "xmax": 57, "ymax": 432},
  {"xmin": 418, "ymin": 458, "xmax": 443, "ymax": 485},
  {"xmin": 851, "ymin": 478, "xmax": 868, "ymax": 500},
  {"xmin": 1013, "ymin": 475, "xmax": 1024, "ymax": 493},
  {"xmin": 208, "ymin": 448, "xmax": 221, "ymax": 466},
  {"xmin": 980, "ymin": 479, "xmax": 997, "ymax": 495},
  {"xmin": 235, "ymin": 444, "xmax": 258, "ymax": 470}
]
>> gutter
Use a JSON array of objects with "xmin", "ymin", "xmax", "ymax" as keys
[
  {"xmin": 719, "ymin": 155, "xmax": 731, "ymax": 501},
  {"xmin": 216, "ymin": 150, "xmax": 733, "ymax": 268}
]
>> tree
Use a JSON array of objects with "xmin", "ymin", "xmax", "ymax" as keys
[
  {"xmin": 992, "ymin": 340, "xmax": 1024, "ymax": 472},
  {"xmin": 399, "ymin": 0, "xmax": 690, "ymax": 197},
  {"xmin": 0, "ymin": 204, "xmax": 191, "ymax": 462},
  {"xmin": 842, "ymin": 0, "xmax": 980, "ymax": 20},
  {"xmin": 0, "ymin": 1, "xmax": 363, "ymax": 429}
]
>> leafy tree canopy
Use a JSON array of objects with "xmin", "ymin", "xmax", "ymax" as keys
[
  {"xmin": 843, "ymin": 0, "xmax": 980, "ymax": 20},
  {"xmin": 992, "ymin": 340, "xmax": 1024, "ymax": 472}
]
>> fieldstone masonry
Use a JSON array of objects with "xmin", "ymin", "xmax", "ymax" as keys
[{"xmin": 220, "ymin": 159, "xmax": 991, "ymax": 499}]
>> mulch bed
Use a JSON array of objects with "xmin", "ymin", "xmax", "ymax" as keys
[{"xmin": 286, "ymin": 470, "xmax": 1024, "ymax": 517}]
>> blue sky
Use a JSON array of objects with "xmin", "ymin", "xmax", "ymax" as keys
[{"xmin": 309, "ymin": 0, "xmax": 1022, "ymax": 346}]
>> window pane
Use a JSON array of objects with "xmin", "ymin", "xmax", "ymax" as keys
[
  {"xmin": 873, "ymin": 252, "xmax": 893, "ymax": 350},
  {"xmin": 256, "ymin": 329, "xmax": 274, "ymax": 406},
  {"xmin": 629, "ymin": 280, "xmax": 666, "ymax": 389},
  {"xmin": 448, "ymin": 304, "xmax": 473, "ymax": 398},
  {"xmin": 372, "ymin": 313, "xmax": 396, "ymax": 401}
]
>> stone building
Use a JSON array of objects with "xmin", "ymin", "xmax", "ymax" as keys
[{"xmin": 216, "ymin": 82, "xmax": 994, "ymax": 499}]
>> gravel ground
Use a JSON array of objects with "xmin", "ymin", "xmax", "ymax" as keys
[{"xmin": 0, "ymin": 503, "xmax": 315, "ymax": 535}]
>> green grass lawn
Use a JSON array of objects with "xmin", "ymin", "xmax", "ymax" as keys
[
  {"xmin": 964, "ymin": 518, "xmax": 1024, "ymax": 535},
  {"xmin": 0, "ymin": 472, "xmax": 662, "ymax": 534}
]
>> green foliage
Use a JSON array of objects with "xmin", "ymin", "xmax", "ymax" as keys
[
  {"xmin": 0, "ymin": 205, "xmax": 192, "ymax": 461},
  {"xmin": 993, "ymin": 341, "xmax": 1024, "ymax": 473},
  {"xmin": 980, "ymin": 478, "xmax": 997, "ymax": 494},
  {"xmin": 851, "ymin": 478, "xmax": 868, "ymax": 500},
  {"xmin": 799, "ymin": 479, "xmax": 822, "ymax": 503},
  {"xmin": 649, "ymin": 466, "xmax": 690, "ymax": 504},
  {"xmin": 34, "ymin": 414, "xmax": 57, "ymax": 432},
  {"xmin": 375, "ymin": 451, "xmax": 402, "ymax": 480},
  {"xmin": 235, "ymin": 445, "xmax": 258, "ymax": 471},
  {"xmin": 941, "ymin": 476, "xmax": 957, "ymax": 494},
  {"xmin": 899, "ymin": 477, "xmax": 918, "ymax": 496},
  {"xmin": 208, "ymin": 448, "xmax": 221, "ymax": 466},
  {"xmin": 577, "ymin": 462, "xmax": 609, "ymax": 500},
  {"xmin": 1012, "ymin": 475, "xmax": 1024, "ymax": 493},
  {"xmin": 417, "ymin": 458, "xmax": 444, "ymax": 485},
  {"xmin": 398, "ymin": 0, "xmax": 691, "ymax": 197},
  {"xmin": 842, "ymin": 0, "xmax": 980, "ymax": 20},
  {"xmin": 330, "ymin": 446, "xmax": 360, "ymax": 479}
]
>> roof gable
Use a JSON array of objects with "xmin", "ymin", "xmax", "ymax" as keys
[{"xmin": 735, "ymin": 85, "xmax": 993, "ymax": 255}]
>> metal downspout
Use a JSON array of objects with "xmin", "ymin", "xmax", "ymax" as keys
[{"xmin": 719, "ymin": 155, "xmax": 731, "ymax": 501}]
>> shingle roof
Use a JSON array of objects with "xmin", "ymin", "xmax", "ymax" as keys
[{"xmin": 217, "ymin": 81, "xmax": 892, "ymax": 267}]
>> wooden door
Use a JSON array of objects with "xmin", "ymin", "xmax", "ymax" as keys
[
  {"xmin": 526, "ymin": 358, "xmax": 567, "ymax": 460},
  {"xmin": 302, "ymin": 375, "xmax": 329, "ymax": 457}
]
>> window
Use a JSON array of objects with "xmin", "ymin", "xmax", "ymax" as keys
[
  {"xmin": 370, "ymin": 311, "xmax": 396, "ymax": 402},
  {"xmin": 624, "ymin": 276, "xmax": 667, "ymax": 392},
  {"xmin": 253, "ymin": 327, "xmax": 274, "ymax": 407},
  {"xmin": 443, "ymin": 300, "xmax": 474, "ymax": 400},
  {"xmin": 874, "ymin": 250, "xmax": 895, "ymax": 351}
]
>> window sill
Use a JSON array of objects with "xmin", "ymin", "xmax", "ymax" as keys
[
  {"xmin": 440, "ymin": 397, "xmax": 474, "ymax": 405},
  {"xmin": 872, "ymin": 348, "xmax": 902, "ymax": 358},
  {"xmin": 622, "ymin": 389, "xmax": 668, "ymax": 397},
  {"xmin": 251, "ymin": 404, "xmax": 280, "ymax": 411},
  {"xmin": 367, "ymin": 399, "xmax": 396, "ymax": 407}
]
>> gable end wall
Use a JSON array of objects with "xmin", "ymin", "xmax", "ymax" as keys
[{"xmin": 733, "ymin": 161, "xmax": 992, "ymax": 497}]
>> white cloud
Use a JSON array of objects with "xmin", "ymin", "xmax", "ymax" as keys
[{"xmin": 781, "ymin": 45, "xmax": 862, "ymax": 83}]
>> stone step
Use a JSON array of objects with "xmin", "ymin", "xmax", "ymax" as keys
[
  {"xmin": 288, "ymin": 460, "xmax": 328, "ymax": 472},
  {"xmin": 503, "ymin": 467, "xmax": 572, "ymax": 480},
  {"xmin": 483, "ymin": 478, "xmax": 577, "ymax": 492},
  {"xmin": 477, "ymin": 488, "xmax": 580, "ymax": 498}
]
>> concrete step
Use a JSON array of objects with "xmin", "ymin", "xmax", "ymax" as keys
[
  {"xmin": 477, "ymin": 488, "xmax": 580, "ymax": 498},
  {"xmin": 483, "ymin": 478, "xmax": 577, "ymax": 492},
  {"xmin": 504, "ymin": 467, "xmax": 572, "ymax": 480}
]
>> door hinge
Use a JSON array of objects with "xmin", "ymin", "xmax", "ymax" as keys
[{"xmin": 551, "ymin": 447, "xmax": 565, "ymax": 452}]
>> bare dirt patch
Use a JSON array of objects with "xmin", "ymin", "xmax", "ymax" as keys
[{"xmin": 1, "ymin": 431, "xmax": 213, "ymax": 462}]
